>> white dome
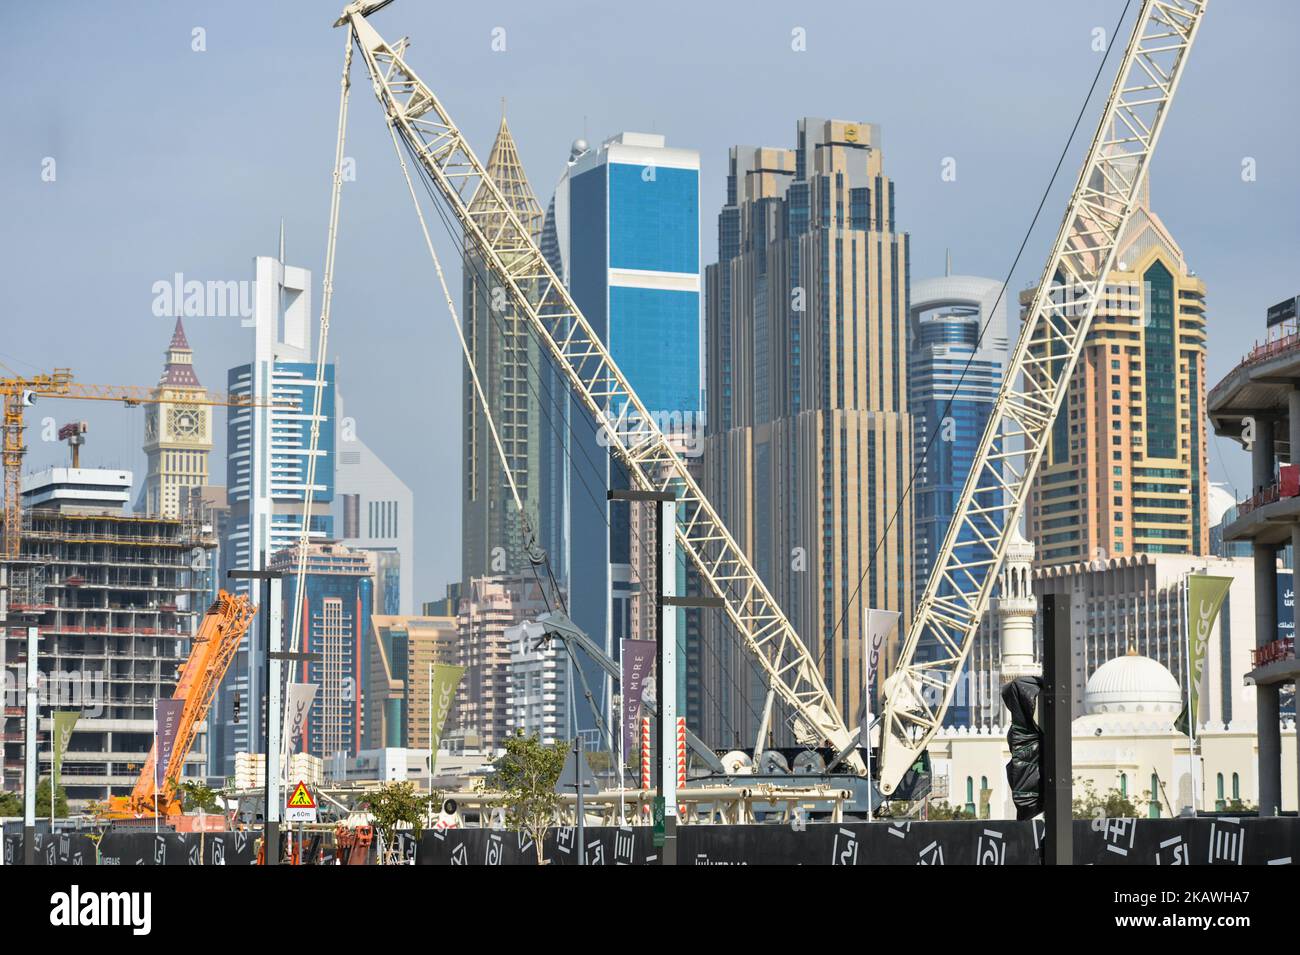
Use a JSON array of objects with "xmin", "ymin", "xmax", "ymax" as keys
[
  {"xmin": 1207, "ymin": 482, "xmax": 1237, "ymax": 525},
  {"xmin": 1083, "ymin": 652, "xmax": 1183, "ymax": 716}
]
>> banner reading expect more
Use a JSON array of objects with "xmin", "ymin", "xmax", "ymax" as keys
[
  {"xmin": 621, "ymin": 640, "xmax": 656, "ymax": 764},
  {"xmin": 155, "ymin": 699, "xmax": 184, "ymax": 787}
]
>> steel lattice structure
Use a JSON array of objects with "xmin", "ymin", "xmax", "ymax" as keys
[
  {"xmin": 876, "ymin": 0, "xmax": 1208, "ymax": 792},
  {"xmin": 338, "ymin": 3, "xmax": 863, "ymax": 767}
]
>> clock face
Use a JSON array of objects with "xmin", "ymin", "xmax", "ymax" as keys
[{"xmin": 168, "ymin": 407, "xmax": 203, "ymax": 438}]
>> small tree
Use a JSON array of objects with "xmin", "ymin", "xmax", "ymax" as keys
[
  {"xmin": 362, "ymin": 781, "xmax": 437, "ymax": 864},
  {"xmin": 177, "ymin": 780, "xmax": 222, "ymax": 865},
  {"xmin": 34, "ymin": 778, "xmax": 69, "ymax": 819},
  {"xmin": 925, "ymin": 800, "xmax": 975, "ymax": 821},
  {"xmin": 493, "ymin": 731, "xmax": 566, "ymax": 865},
  {"xmin": 1072, "ymin": 777, "xmax": 1142, "ymax": 819},
  {"xmin": 177, "ymin": 780, "xmax": 221, "ymax": 814}
]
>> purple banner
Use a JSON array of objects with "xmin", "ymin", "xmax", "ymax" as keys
[
  {"xmin": 155, "ymin": 699, "xmax": 185, "ymax": 788},
  {"xmin": 621, "ymin": 640, "xmax": 655, "ymax": 765}
]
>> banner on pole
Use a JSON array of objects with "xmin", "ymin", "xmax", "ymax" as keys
[
  {"xmin": 427, "ymin": 664, "xmax": 464, "ymax": 774},
  {"xmin": 621, "ymin": 640, "xmax": 656, "ymax": 765},
  {"xmin": 281, "ymin": 682, "xmax": 319, "ymax": 756},
  {"xmin": 861, "ymin": 608, "xmax": 901, "ymax": 731},
  {"xmin": 1175, "ymin": 574, "xmax": 1233, "ymax": 735},
  {"xmin": 155, "ymin": 699, "xmax": 184, "ymax": 788},
  {"xmin": 51, "ymin": 710, "xmax": 80, "ymax": 793}
]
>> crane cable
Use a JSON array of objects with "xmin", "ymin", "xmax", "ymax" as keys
[
  {"xmin": 381, "ymin": 122, "xmax": 530, "ymax": 538},
  {"xmin": 384, "ymin": 115, "xmax": 622, "ymax": 756},
  {"xmin": 283, "ymin": 25, "xmax": 354, "ymax": 773}
]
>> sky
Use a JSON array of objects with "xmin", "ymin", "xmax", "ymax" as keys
[{"xmin": 1, "ymin": 0, "xmax": 1297, "ymax": 602}]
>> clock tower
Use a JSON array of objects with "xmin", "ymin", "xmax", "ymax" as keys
[{"xmin": 143, "ymin": 318, "xmax": 212, "ymax": 517}]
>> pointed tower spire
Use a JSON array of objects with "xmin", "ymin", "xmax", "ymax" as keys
[
  {"xmin": 160, "ymin": 317, "xmax": 201, "ymax": 388},
  {"xmin": 467, "ymin": 110, "xmax": 544, "ymax": 245}
]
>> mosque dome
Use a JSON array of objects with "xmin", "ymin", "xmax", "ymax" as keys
[{"xmin": 1082, "ymin": 650, "xmax": 1183, "ymax": 716}]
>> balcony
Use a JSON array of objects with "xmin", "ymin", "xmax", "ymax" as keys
[
  {"xmin": 1246, "ymin": 636, "xmax": 1300, "ymax": 688},
  {"xmin": 1223, "ymin": 465, "xmax": 1300, "ymax": 546}
]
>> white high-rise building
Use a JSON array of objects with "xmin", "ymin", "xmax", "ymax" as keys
[
  {"xmin": 333, "ymin": 391, "xmax": 414, "ymax": 616},
  {"xmin": 212, "ymin": 249, "xmax": 337, "ymax": 775}
]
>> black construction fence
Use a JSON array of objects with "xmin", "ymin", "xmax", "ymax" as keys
[{"xmin": 4, "ymin": 816, "xmax": 1298, "ymax": 865}]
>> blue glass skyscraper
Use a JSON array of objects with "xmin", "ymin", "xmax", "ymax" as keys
[
  {"xmin": 541, "ymin": 132, "xmax": 701, "ymax": 735},
  {"xmin": 907, "ymin": 272, "xmax": 1007, "ymax": 725}
]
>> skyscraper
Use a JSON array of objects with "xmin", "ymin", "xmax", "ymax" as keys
[
  {"xmin": 212, "ymin": 251, "xmax": 336, "ymax": 775},
  {"xmin": 702, "ymin": 118, "xmax": 912, "ymax": 744},
  {"xmin": 461, "ymin": 115, "xmax": 558, "ymax": 583},
  {"xmin": 1025, "ymin": 175, "xmax": 1208, "ymax": 567},
  {"xmin": 541, "ymin": 131, "xmax": 701, "ymax": 732},
  {"xmin": 334, "ymin": 391, "xmax": 414, "ymax": 615},
  {"xmin": 366, "ymin": 614, "xmax": 460, "ymax": 750},
  {"xmin": 141, "ymin": 318, "xmax": 212, "ymax": 518},
  {"xmin": 908, "ymin": 273, "xmax": 1007, "ymax": 602},
  {"xmin": 272, "ymin": 541, "xmax": 373, "ymax": 772}
]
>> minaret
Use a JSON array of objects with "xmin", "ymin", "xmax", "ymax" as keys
[
  {"xmin": 998, "ymin": 527, "xmax": 1040, "ymax": 682},
  {"xmin": 142, "ymin": 318, "xmax": 212, "ymax": 518}
]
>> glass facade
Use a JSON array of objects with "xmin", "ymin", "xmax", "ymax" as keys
[
  {"xmin": 547, "ymin": 137, "xmax": 702, "ymax": 736},
  {"xmin": 1143, "ymin": 260, "xmax": 1177, "ymax": 460},
  {"xmin": 609, "ymin": 163, "xmax": 699, "ymax": 274}
]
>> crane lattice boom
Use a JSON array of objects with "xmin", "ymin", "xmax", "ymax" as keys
[
  {"xmin": 339, "ymin": 2, "xmax": 861, "ymax": 766},
  {"xmin": 877, "ymin": 0, "xmax": 1207, "ymax": 793}
]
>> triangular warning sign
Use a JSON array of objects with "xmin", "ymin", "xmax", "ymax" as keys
[{"xmin": 287, "ymin": 781, "xmax": 315, "ymax": 809}]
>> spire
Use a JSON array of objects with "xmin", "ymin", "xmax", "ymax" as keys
[
  {"xmin": 467, "ymin": 111, "xmax": 544, "ymax": 245},
  {"xmin": 945, "ymin": 248, "xmax": 952, "ymax": 277},
  {"xmin": 169, "ymin": 316, "xmax": 191, "ymax": 351},
  {"xmin": 159, "ymin": 317, "xmax": 201, "ymax": 389}
]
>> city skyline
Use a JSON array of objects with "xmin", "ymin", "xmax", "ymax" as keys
[{"xmin": 4, "ymin": 1, "xmax": 1295, "ymax": 604}]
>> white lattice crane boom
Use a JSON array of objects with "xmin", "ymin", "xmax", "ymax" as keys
[
  {"xmin": 332, "ymin": 0, "xmax": 1207, "ymax": 791},
  {"xmin": 876, "ymin": 0, "xmax": 1207, "ymax": 793},
  {"xmin": 337, "ymin": 1, "xmax": 862, "ymax": 768}
]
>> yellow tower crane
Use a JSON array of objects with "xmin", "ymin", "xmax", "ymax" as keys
[{"xmin": 0, "ymin": 368, "xmax": 281, "ymax": 558}]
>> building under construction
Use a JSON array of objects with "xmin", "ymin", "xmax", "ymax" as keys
[{"xmin": 1, "ymin": 467, "xmax": 213, "ymax": 806}]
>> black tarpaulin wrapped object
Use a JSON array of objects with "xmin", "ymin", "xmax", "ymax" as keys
[{"xmin": 1002, "ymin": 676, "xmax": 1044, "ymax": 821}]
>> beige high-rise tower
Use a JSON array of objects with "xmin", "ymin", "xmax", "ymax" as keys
[
  {"xmin": 701, "ymin": 118, "xmax": 913, "ymax": 742},
  {"xmin": 1025, "ymin": 174, "xmax": 1208, "ymax": 567},
  {"xmin": 142, "ymin": 318, "xmax": 212, "ymax": 518}
]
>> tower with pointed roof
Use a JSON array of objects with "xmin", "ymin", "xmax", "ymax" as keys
[
  {"xmin": 142, "ymin": 318, "xmax": 212, "ymax": 517},
  {"xmin": 461, "ymin": 114, "xmax": 555, "ymax": 582}
]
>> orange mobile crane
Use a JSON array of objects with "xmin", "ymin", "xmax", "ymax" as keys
[{"xmin": 104, "ymin": 591, "xmax": 257, "ymax": 820}]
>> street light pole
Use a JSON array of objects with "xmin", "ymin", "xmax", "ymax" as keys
[
  {"xmin": 609, "ymin": 487, "xmax": 722, "ymax": 868},
  {"xmin": 23, "ymin": 626, "xmax": 37, "ymax": 866},
  {"xmin": 229, "ymin": 561, "xmax": 288, "ymax": 865}
]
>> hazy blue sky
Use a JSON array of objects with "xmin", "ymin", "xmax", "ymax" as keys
[{"xmin": 2, "ymin": 1, "xmax": 1297, "ymax": 600}]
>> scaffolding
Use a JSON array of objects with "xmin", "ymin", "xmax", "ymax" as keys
[{"xmin": 1, "ymin": 502, "xmax": 213, "ymax": 803}]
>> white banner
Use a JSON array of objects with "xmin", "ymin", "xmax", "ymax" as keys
[
  {"xmin": 282, "ymin": 682, "xmax": 319, "ymax": 755},
  {"xmin": 861, "ymin": 608, "xmax": 901, "ymax": 740}
]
